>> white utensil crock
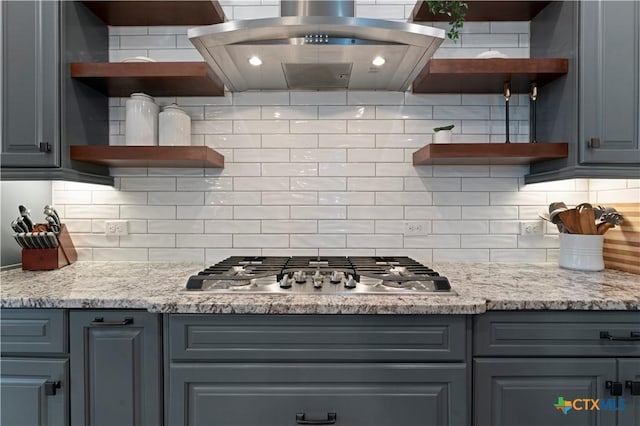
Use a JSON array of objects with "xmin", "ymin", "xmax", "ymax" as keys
[
  {"xmin": 433, "ymin": 129, "xmax": 452, "ymax": 143},
  {"xmin": 125, "ymin": 93, "xmax": 158, "ymax": 146},
  {"xmin": 559, "ymin": 233, "xmax": 605, "ymax": 271},
  {"xmin": 159, "ymin": 104, "xmax": 191, "ymax": 146}
]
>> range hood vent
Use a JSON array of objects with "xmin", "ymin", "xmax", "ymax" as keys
[{"xmin": 188, "ymin": 0, "xmax": 444, "ymax": 92}]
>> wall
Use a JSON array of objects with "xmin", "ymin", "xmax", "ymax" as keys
[{"xmin": 50, "ymin": 1, "xmax": 639, "ymax": 264}]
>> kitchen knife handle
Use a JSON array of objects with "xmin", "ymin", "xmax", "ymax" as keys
[
  {"xmin": 296, "ymin": 413, "xmax": 337, "ymax": 425},
  {"xmin": 600, "ymin": 331, "xmax": 640, "ymax": 341},
  {"xmin": 91, "ymin": 317, "xmax": 134, "ymax": 326}
]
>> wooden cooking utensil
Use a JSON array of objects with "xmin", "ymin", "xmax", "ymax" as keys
[
  {"xmin": 597, "ymin": 222, "xmax": 615, "ymax": 235},
  {"xmin": 557, "ymin": 209, "xmax": 582, "ymax": 234},
  {"xmin": 577, "ymin": 204, "xmax": 597, "ymax": 234}
]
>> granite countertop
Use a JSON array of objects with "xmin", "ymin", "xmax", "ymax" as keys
[{"xmin": 1, "ymin": 262, "xmax": 639, "ymax": 314}]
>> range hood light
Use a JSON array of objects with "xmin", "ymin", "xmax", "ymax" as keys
[
  {"xmin": 248, "ymin": 56, "xmax": 262, "ymax": 66},
  {"xmin": 372, "ymin": 56, "xmax": 386, "ymax": 67}
]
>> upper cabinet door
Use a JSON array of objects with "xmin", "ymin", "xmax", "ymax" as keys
[
  {"xmin": 580, "ymin": 0, "xmax": 640, "ymax": 164},
  {"xmin": 1, "ymin": 0, "xmax": 59, "ymax": 168}
]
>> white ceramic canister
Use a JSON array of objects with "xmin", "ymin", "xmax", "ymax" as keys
[
  {"xmin": 433, "ymin": 129, "xmax": 452, "ymax": 143},
  {"xmin": 125, "ymin": 93, "xmax": 158, "ymax": 146},
  {"xmin": 159, "ymin": 104, "xmax": 191, "ymax": 146},
  {"xmin": 558, "ymin": 233, "xmax": 605, "ymax": 272}
]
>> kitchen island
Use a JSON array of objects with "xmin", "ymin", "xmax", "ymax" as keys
[
  {"xmin": 1, "ymin": 262, "xmax": 638, "ymax": 426},
  {"xmin": 1, "ymin": 261, "xmax": 639, "ymax": 313}
]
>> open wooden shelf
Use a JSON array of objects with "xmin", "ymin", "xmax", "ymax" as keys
[
  {"xmin": 412, "ymin": 58, "xmax": 568, "ymax": 94},
  {"xmin": 413, "ymin": 143, "xmax": 568, "ymax": 165},
  {"xmin": 70, "ymin": 62, "xmax": 224, "ymax": 97},
  {"xmin": 411, "ymin": 0, "xmax": 551, "ymax": 22},
  {"xmin": 70, "ymin": 146, "xmax": 224, "ymax": 168},
  {"xmin": 82, "ymin": 0, "xmax": 225, "ymax": 26}
]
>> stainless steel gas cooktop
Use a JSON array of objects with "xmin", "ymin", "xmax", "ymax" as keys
[{"xmin": 185, "ymin": 256, "xmax": 454, "ymax": 295}]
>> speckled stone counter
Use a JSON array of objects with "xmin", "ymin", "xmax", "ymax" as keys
[{"xmin": 1, "ymin": 262, "xmax": 639, "ymax": 314}]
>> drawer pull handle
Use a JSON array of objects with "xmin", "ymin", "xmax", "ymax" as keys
[
  {"xmin": 296, "ymin": 412, "xmax": 337, "ymax": 425},
  {"xmin": 600, "ymin": 331, "xmax": 640, "ymax": 341},
  {"xmin": 91, "ymin": 317, "xmax": 134, "ymax": 326},
  {"xmin": 626, "ymin": 381, "xmax": 640, "ymax": 396},
  {"xmin": 44, "ymin": 381, "xmax": 61, "ymax": 396}
]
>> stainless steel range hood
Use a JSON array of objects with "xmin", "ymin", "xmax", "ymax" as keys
[{"xmin": 188, "ymin": 0, "xmax": 445, "ymax": 91}]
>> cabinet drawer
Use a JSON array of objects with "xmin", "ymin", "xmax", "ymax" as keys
[
  {"xmin": 168, "ymin": 363, "xmax": 467, "ymax": 426},
  {"xmin": 474, "ymin": 311, "xmax": 640, "ymax": 356},
  {"xmin": 0, "ymin": 309, "xmax": 67, "ymax": 354},
  {"xmin": 169, "ymin": 314, "xmax": 466, "ymax": 362}
]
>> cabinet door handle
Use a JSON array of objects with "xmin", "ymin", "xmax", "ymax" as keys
[
  {"xmin": 600, "ymin": 331, "xmax": 640, "ymax": 341},
  {"xmin": 626, "ymin": 381, "xmax": 640, "ymax": 396},
  {"xmin": 91, "ymin": 317, "xmax": 134, "ymax": 326},
  {"xmin": 39, "ymin": 142, "xmax": 52, "ymax": 153},
  {"xmin": 606, "ymin": 381, "xmax": 623, "ymax": 396},
  {"xmin": 296, "ymin": 412, "xmax": 337, "ymax": 425},
  {"xmin": 44, "ymin": 381, "xmax": 61, "ymax": 396},
  {"xmin": 587, "ymin": 138, "xmax": 600, "ymax": 148}
]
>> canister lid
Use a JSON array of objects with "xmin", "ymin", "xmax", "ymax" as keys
[
  {"xmin": 161, "ymin": 103, "xmax": 187, "ymax": 114},
  {"xmin": 129, "ymin": 92, "xmax": 155, "ymax": 102}
]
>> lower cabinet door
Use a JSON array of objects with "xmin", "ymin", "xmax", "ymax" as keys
[
  {"xmin": 69, "ymin": 311, "xmax": 162, "ymax": 426},
  {"xmin": 619, "ymin": 358, "xmax": 640, "ymax": 426},
  {"xmin": 169, "ymin": 363, "xmax": 467, "ymax": 426},
  {"xmin": 0, "ymin": 357, "xmax": 68, "ymax": 426},
  {"xmin": 474, "ymin": 358, "xmax": 617, "ymax": 426}
]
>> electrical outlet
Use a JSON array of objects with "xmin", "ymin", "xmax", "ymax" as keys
[
  {"xmin": 105, "ymin": 220, "xmax": 128, "ymax": 236},
  {"xmin": 404, "ymin": 221, "xmax": 429, "ymax": 236},
  {"xmin": 519, "ymin": 220, "xmax": 544, "ymax": 236}
]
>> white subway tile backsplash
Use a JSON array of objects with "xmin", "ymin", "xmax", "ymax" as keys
[
  {"xmin": 262, "ymin": 192, "xmax": 318, "ymax": 205},
  {"xmin": 349, "ymin": 206, "xmax": 403, "ymax": 219},
  {"xmin": 149, "ymin": 249, "xmax": 204, "ymax": 262},
  {"xmin": 148, "ymin": 220, "xmax": 203, "ymax": 234},
  {"xmin": 233, "ymin": 234, "xmax": 289, "ymax": 248},
  {"xmin": 348, "ymin": 177, "xmax": 403, "ymax": 191},
  {"xmin": 348, "ymin": 149, "xmax": 404, "ymax": 162},
  {"xmin": 205, "ymin": 106, "xmax": 261, "ymax": 120},
  {"xmin": 348, "ymin": 91, "xmax": 405, "ymax": 105},
  {"xmin": 291, "ymin": 91, "xmax": 346, "ymax": 106},
  {"xmin": 319, "ymin": 163, "xmax": 375, "ymax": 177},
  {"xmin": 319, "ymin": 106, "xmax": 375, "ymax": 120},
  {"xmin": 235, "ymin": 177, "xmax": 290, "ymax": 191},
  {"xmin": 63, "ymin": 9, "xmax": 604, "ymax": 259},
  {"xmin": 291, "ymin": 177, "xmax": 346, "ymax": 191},
  {"xmin": 348, "ymin": 120, "xmax": 404, "ymax": 134},
  {"xmin": 177, "ymin": 234, "xmax": 233, "ymax": 248},
  {"xmin": 319, "ymin": 134, "xmax": 374, "ymax": 148},
  {"xmin": 262, "ymin": 163, "xmax": 318, "ymax": 176},
  {"xmin": 263, "ymin": 134, "xmax": 318, "ymax": 148},
  {"xmin": 318, "ymin": 192, "xmax": 375, "ymax": 205},
  {"xmin": 262, "ymin": 106, "xmax": 317, "ymax": 120},
  {"xmin": 262, "ymin": 220, "xmax": 317, "ymax": 234},
  {"xmin": 291, "ymin": 120, "xmax": 346, "ymax": 134},
  {"xmin": 375, "ymin": 192, "xmax": 432, "ymax": 205},
  {"xmin": 233, "ymin": 206, "xmax": 289, "ymax": 220},
  {"xmin": 292, "ymin": 206, "xmax": 346, "ymax": 219},
  {"xmin": 205, "ymin": 220, "xmax": 260, "ymax": 234},
  {"xmin": 148, "ymin": 192, "xmax": 203, "ymax": 205},
  {"xmin": 176, "ymin": 205, "xmax": 232, "ymax": 220},
  {"xmin": 291, "ymin": 234, "xmax": 346, "ymax": 248},
  {"xmin": 319, "ymin": 220, "xmax": 374, "ymax": 234}
]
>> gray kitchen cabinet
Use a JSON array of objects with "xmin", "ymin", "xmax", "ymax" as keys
[
  {"xmin": 69, "ymin": 310, "xmax": 163, "ymax": 426},
  {"xmin": 473, "ymin": 311, "xmax": 640, "ymax": 426},
  {"xmin": 0, "ymin": 0, "xmax": 112, "ymax": 185},
  {"xmin": 0, "ymin": 309, "xmax": 69, "ymax": 426},
  {"xmin": 527, "ymin": 0, "xmax": 640, "ymax": 183},
  {"xmin": 167, "ymin": 314, "xmax": 470, "ymax": 426}
]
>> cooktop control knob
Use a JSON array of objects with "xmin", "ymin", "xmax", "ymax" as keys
[
  {"xmin": 279, "ymin": 275, "xmax": 292, "ymax": 289},
  {"xmin": 330, "ymin": 271, "xmax": 343, "ymax": 284},
  {"xmin": 344, "ymin": 275, "xmax": 356, "ymax": 289},
  {"xmin": 294, "ymin": 271, "xmax": 306, "ymax": 283},
  {"xmin": 312, "ymin": 270, "xmax": 324, "ymax": 287}
]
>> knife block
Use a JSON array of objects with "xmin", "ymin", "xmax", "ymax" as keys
[{"xmin": 22, "ymin": 224, "xmax": 78, "ymax": 271}]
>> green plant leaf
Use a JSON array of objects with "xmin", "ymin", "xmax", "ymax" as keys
[{"xmin": 425, "ymin": 1, "xmax": 468, "ymax": 41}]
